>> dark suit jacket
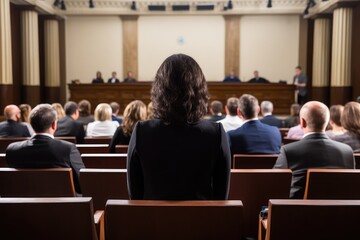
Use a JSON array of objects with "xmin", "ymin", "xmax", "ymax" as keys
[
  {"xmin": 55, "ymin": 116, "xmax": 85, "ymax": 144},
  {"xmin": 109, "ymin": 126, "xmax": 131, "ymax": 153},
  {"xmin": 274, "ymin": 133, "xmax": 355, "ymax": 199},
  {"xmin": 127, "ymin": 119, "xmax": 231, "ymax": 200},
  {"xmin": 0, "ymin": 120, "xmax": 31, "ymax": 138},
  {"xmin": 5, "ymin": 135, "xmax": 85, "ymax": 193},
  {"xmin": 107, "ymin": 78, "xmax": 120, "ymax": 83},
  {"xmin": 227, "ymin": 120, "xmax": 281, "ymax": 156},
  {"xmin": 208, "ymin": 115, "xmax": 225, "ymax": 122},
  {"xmin": 92, "ymin": 78, "xmax": 104, "ymax": 83},
  {"xmin": 248, "ymin": 77, "xmax": 269, "ymax": 83},
  {"xmin": 260, "ymin": 115, "xmax": 283, "ymax": 128},
  {"xmin": 111, "ymin": 115, "xmax": 123, "ymax": 125},
  {"xmin": 223, "ymin": 76, "xmax": 241, "ymax": 82}
]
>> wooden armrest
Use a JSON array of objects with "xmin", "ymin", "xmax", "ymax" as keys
[
  {"xmin": 261, "ymin": 219, "xmax": 267, "ymax": 230},
  {"xmin": 258, "ymin": 216, "xmax": 268, "ymax": 240},
  {"xmin": 94, "ymin": 210, "xmax": 105, "ymax": 240}
]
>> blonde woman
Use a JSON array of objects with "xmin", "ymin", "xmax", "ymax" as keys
[
  {"xmin": 19, "ymin": 104, "xmax": 34, "ymax": 135},
  {"xmin": 86, "ymin": 103, "xmax": 119, "ymax": 137},
  {"xmin": 52, "ymin": 103, "xmax": 65, "ymax": 119},
  {"xmin": 109, "ymin": 100, "xmax": 147, "ymax": 152}
]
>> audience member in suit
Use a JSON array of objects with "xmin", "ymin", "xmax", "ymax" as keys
[
  {"xmin": 91, "ymin": 71, "xmax": 104, "ymax": 83},
  {"xmin": 332, "ymin": 102, "xmax": 360, "ymax": 151},
  {"xmin": 260, "ymin": 101, "xmax": 283, "ymax": 127},
  {"xmin": 127, "ymin": 54, "xmax": 231, "ymax": 200},
  {"xmin": 283, "ymin": 103, "xmax": 300, "ymax": 128},
  {"xmin": 248, "ymin": 70, "xmax": 269, "ymax": 83},
  {"xmin": 217, "ymin": 97, "xmax": 243, "ymax": 132},
  {"xmin": 227, "ymin": 94, "xmax": 281, "ymax": 156},
  {"xmin": 0, "ymin": 105, "xmax": 31, "ymax": 138},
  {"xmin": 86, "ymin": 103, "xmax": 119, "ymax": 137},
  {"xmin": 6, "ymin": 104, "xmax": 85, "ymax": 193},
  {"xmin": 110, "ymin": 102, "xmax": 123, "ymax": 124},
  {"xmin": 19, "ymin": 104, "xmax": 34, "ymax": 136},
  {"xmin": 326, "ymin": 105, "xmax": 346, "ymax": 139},
  {"xmin": 52, "ymin": 103, "xmax": 65, "ymax": 119},
  {"xmin": 223, "ymin": 69, "xmax": 241, "ymax": 82},
  {"xmin": 124, "ymin": 70, "xmax": 137, "ymax": 83},
  {"xmin": 274, "ymin": 101, "xmax": 355, "ymax": 199},
  {"xmin": 293, "ymin": 66, "xmax": 307, "ymax": 105},
  {"xmin": 77, "ymin": 100, "xmax": 94, "ymax": 130},
  {"xmin": 208, "ymin": 100, "xmax": 225, "ymax": 122},
  {"xmin": 54, "ymin": 101, "xmax": 85, "ymax": 144},
  {"xmin": 107, "ymin": 71, "xmax": 120, "ymax": 83},
  {"xmin": 109, "ymin": 100, "xmax": 147, "ymax": 153}
]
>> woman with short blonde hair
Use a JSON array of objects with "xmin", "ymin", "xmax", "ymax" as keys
[
  {"xmin": 52, "ymin": 103, "xmax": 65, "ymax": 119},
  {"xmin": 86, "ymin": 103, "xmax": 119, "ymax": 136}
]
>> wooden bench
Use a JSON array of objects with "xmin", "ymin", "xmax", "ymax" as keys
[
  {"xmin": 304, "ymin": 169, "xmax": 360, "ymax": 199},
  {"xmin": 232, "ymin": 154, "xmax": 278, "ymax": 169},
  {"xmin": 115, "ymin": 145, "xmax": 128, "ymax": 154},
  {"xmin": 0, "ymin": 168, "xmax": 76, "ymax": 197},
  {"xmin": 260, "ymin": 199, "xmax": 360, "ymax": 240},
  {"xmin": 80, "ymin": 169, "xmax": 128, "ymax": 210},
  {"xmin": 76, "ymin": 144, "xmax": 110, "ymax": 154},
  {"xmin": 85, "ymin": 137, "xmax": 112, "ymax": 144},
  {"xmin": 229, "ymin": 169, "xmax": 292, "ymax": 238},
  {"xmin": 81, "ymin": 154, "xmax": 127, "ymax": 169},
  {"xmin": 282, "ymin": 137, "xmax": 300, "ymax": 145},
  {"xmin": 0, "ymin": 153, "xmax": 7, "ymax": 167},
  {"xmin": 0, "ymin": 197, "xmax": 103, "ymax": 240},
  {"xmin": 105, "ymin": 200, "xmax": 243, "ymax": 240},
  {"xmin": 354, "ymin": 153, "xmax": 360, "ymax": 169}
]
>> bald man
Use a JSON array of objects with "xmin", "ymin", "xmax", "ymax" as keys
[
  {"xmin": 274, "ymin": 101, "xmax": 355, "ymax": 199},
  {"xmin": 0, "ymin": 105, "xmax": 30, "ymax": 138}
]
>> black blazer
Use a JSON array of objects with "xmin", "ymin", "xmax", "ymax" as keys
[
  {"xmin": 107, "ymin": 78, "xmax": 120, "ymax": 83},
  {"xmin": 55, "ymin": 116, "xmax": 85, "ymax": 144},
  {"xmin": 6, "ymin": 135, "xmax": 85, "ymax": 193},
  {"xmin": 92, "ymin": 78, "xmax": 104, "ymax": 83},
  {"xmin": 109, "ymin": 127, "xmax": 131, "ymax": 153},
  {"xmin": 127, "ymin": 119, "xmax": 231, "ymax": 200},
  {"xmin": 274, "ymin": 133, "xmax": 355, "ymax": 199},
  {"xmin": 248, "ymin": 77, "xmax": 269, "ymax": 83},
  {"xmin": 0, "ymin": 120, "xmax": 31, "ymax": 138},
  {"xmin": 260, "ymin": 115, "xmax": 283, "ymax": 128}
]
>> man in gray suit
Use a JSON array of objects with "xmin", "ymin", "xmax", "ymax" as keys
[
  {"xmin": 274, "ymin": 101, "xmax": 355, "ymax": 199},
  {"xmin": 293, "ymin": 66, "xmax": 307, "ymax": 105}
]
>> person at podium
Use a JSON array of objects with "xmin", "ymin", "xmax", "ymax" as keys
[
  {"xmin": 223, "ymin": 69, "xmax": 241, "ymax": 83},
  {"xmin": 248, "ymin": 70, "xmax": 269, "ymax": 83},
  {"xmin": 92, "ymin": 71, "xmax": 104, "ymax": 83}
]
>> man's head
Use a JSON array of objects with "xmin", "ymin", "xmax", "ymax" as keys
[
  {"xmin": 295, "ymin": 66, "xmax": 302, "ymax": 76},
  {"xmin": 30, "ymin": 104, "xmax": 57, "ymax": 134},
  {"xmin": 110, "ymin": 102, "xmax": 120, "ymax": 116},
  {"xmin": 210, "ymin": 101, "xmax": 223, "ymax": 116},
  {"xmin": 260, "ymin": 101, "xmax": 274, "ymax": 115},
  {"xmin": 127, "ymin": 71, "xmax": 133, "ymax": 78},
  {"xmin": 226, "ymin": 97, "xmax": 239, "ymax": 116},
  {"xmin": 112, "ymin": 71, "xmax": 117, "ymax": 78},
  {"xmin": 254, "ymin": 70, "xmax": 259, "ymax": 78},
  {"xmin": 64, "ymin": 101, "xmax": 79, "ymax": 120},
  {"xmin": 230, "ymin": 69, "xmax": 235, "ymax": 77},
  {"xmin": 238, "ymin": 94, "xmax": 260, "ymax": 120},
  {"xmin": 329, "ymin": 105, "xmax": 344, "ymax": 127},
  {"xmin": 4, "ymin": 105, "xmax": 21, "ymax": 122},
  {"xmin": 300, "ymin": 101, "xmax": 330, "ymax": 133}
]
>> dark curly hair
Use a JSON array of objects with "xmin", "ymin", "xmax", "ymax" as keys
[{"xmin": 151, "ymin": 54, "xmax": 209, "ymax": 124}]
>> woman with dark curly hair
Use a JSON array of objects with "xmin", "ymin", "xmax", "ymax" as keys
[{"xmin": 127, "ymin": 54, "xmax": 231, "ymax": 200}]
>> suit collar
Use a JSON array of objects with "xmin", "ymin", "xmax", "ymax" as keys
[{"xmin": 302, "ymin": 132, "xmax": 329, "ymax": 140}]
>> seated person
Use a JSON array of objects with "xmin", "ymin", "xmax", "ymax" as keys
[
  {"xmin": 6, "ymin": 104, "xmax": 85, "ymax": 194},
  {"xmin": 124, "ymin": 71, "xmax": 137, "ymax": 83},
  {"xmin": 109, "ymin": 100, "xmax": 147, "ymax": 153},
  {"xmin": 217, "ymin": 97, "xmax": 243, "ymax": 132},
  {"xmin": 227, "ymin": 94, "xmax": 281, "ymax": 155},
  {"xmin": 77, "ymin": 100, "xmax": 95, "ymax": 130},
  {"xmin": 260, "ymin": 101, "xmax": 283, "ymax": 127},
  {"xmin": 283, "ymin": 104, "xmax": 300, "ymax": 128},
  {"xmin": 326, "ymin": 105, "xmax": 346, "ymax": 139},
  {"xmin": 92, "ymin": 71, "xmax": 104, "ymax": 83},
  {"xmin": 0, "ymin": 105, "xmax": 30, "ymax": 138},
  {"xmin": 248, "ymin": 70, "xmax": 269, "ymax": 83},
  {"xmin": 286, "ymin": 124, "xmax": 304, "ymax": 139},
  {"xmin": 86, "ymin": 103, "xmax": 119, "ymax": 137},
  {"xmin": 208, "ymin": 101, "xmax": 225, "ymax": 122},
  {"xmin": 223, "ymin": 69, "xmax": 241, "ymax": 82},
  {"xmin": 108, "ymin": 71, "xmax": 120, "ymax": 83},
  {"xmin": 110, "ymin": 102, "xmax": 122, "ymax": 124}
]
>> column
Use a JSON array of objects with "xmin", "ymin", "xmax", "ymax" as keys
[
  {"xmin": 44, "ymin": 19, "xmax": 61, "ymax": 103},
  {"xmin": 123, "ymin": 16, "xmax": 138, "ymax": 80},
  {"xmin": 312, "ymin": 18, "xmax": 331, "ymax": 104},
  {"xmin": 224, "ymin": 16, "xmax": 240, "ymax": 77},
  {"xmin": 21, "ymin": 10, "xmax": 40, "ymax": 106},
  {"xmin": 0, "ymin": 0, "xmax": 13, "ymax": 110},
  {"xmin": 330, "ymin": 7, "xmax": 353, "ymax": 105}
]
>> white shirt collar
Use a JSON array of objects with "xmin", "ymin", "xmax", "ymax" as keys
[
  {"xmin": 243, "ymin": 117, "xmax": 259, "ymax": 124},
  {"xmin": 33, "ymin": 133, "xmax": 54, "ymax": 139},
  {"xmin": 263, "ymin": 112, "xmax": 272, "ymax": 117},
  {"xmin": 302, "ymin": 132, "xmax": 320, "ymax": 139}
]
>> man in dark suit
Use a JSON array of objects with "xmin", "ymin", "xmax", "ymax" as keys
[
  {"xmin": 0, "ymin": 105, "xmax": 30, "ymax": 138},
  {"xmin": 6, "ymin": 104, "xmax": 85, "ymax": 193},
  {"xmin": 223, "ymin": 69, "xmax": 241, "ymax": 82},
  {"xmin": 248, "ymin": 70, "xmax": 269, "ymax": 83},
  {"xmin": 260, "ymin": 101, "xmax": 283, "ymax": 127},
  {"xmin": 208, "ymin": 100, "xmax": 225, "ymax": 122},
  {"xmin": 55, "ymin": 101, "xmax": 85, "ymax": 144},
  {"xmin": 227, "ymin": 94, "xmax": 281, "ymax": 156},
  {"xmin": 107, "ymin": 71, "xmax": 120, "ymax": 84},
  {"xmin": 110, "ymin": 102, "xmax": 123, "ymax": 124},
  {"xmin": 274, "ymin": 101, "xmax": 355, "ymax": 199},
  {"xmin": 124, "ymin": 71, "xmax": 137, "ymax": 83}
]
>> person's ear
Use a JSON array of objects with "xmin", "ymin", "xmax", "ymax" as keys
[
  {"xmin": 225, "ymin": 106, "xmax": 229, "ymax": 115},
  {"xmin": 51, "ymin": 120, "xmax": 57, "ymax": 131},
  {"xmin": 237, "ymin": 108, "xmax": 245, "ymax": 120},
  {"xmin": 300, "ymin": 117, "xmax": 307, "ymax": 129}
]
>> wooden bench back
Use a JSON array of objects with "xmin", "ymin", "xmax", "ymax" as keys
[{"xmin": 233, "ymin": 154, "xmax": 278, "ymax": 169}]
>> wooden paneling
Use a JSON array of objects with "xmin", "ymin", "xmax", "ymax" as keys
[
  {"xmin": 312, "ymin": 86, "xmax": 330, "ymax": 105},
  {"xmin": 352, "ymin": 3, "xmax": 360, "ymax": 100},
  {"xmin": 330, "ymin": 86, "xmax": 352, "ymax": 105},
  {"xmin": 224, "ymin": 16, "xmax": 240, "ymax": 77},
  {"xmin": 44, "ymin": 86, "xmax": 60, "ymax": 104},
  {"xmin": 122, "ymin": 16, "xmax": 138, "ymax": 80},
  {"xmin": 22, "ymin": 85, "xmax": 40, "ymax": 107},
  {"xmin": 68, "ymin": 83, "xmax": 295, "ymax": 115},
  {"xmin": 0, "ymin": 85, "xmax": 13, "ymax": 111}
]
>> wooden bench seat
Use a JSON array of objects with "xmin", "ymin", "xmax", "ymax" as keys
[{"xmin": 81, "ymin": 154, "xmax": 127, "ymax": 169}]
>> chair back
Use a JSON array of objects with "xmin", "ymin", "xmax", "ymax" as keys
[
  {"xmin": 282, "ymin": 138, "xmax": 299, "ymax": 145},
  {"xmin": 0, "ymin": 137, "xmax": 28, "ymax": 153},
  {"xmin": 85, "ymin": 137, "xmax": 112, "ymax": 144},
  {"xmin": 105, "ymin": 200, "xmax": 243, "ymax": 240},
  {"xmin": 265, "ymin": 199, "xmax": 360, "ymax": 240},
  {"xmin": 81, "ymin": 154, "xmax": 127, "ymax": 169},
  {"xmin": 76, "ymin": 144, "xmax": 110, "ymax": 154},
  {"xmin": 233, "ymin": 154, "xmax": 278, "ymax": 169},
  {"xmin": 55, "ymin": 136, "xmax": 77, "ymax": 143},
  {"xmin": 229, "ymin": 169, "xmax": 291, "ymax": 238},
  {"xmin": 80, "ymin": 169, "xmax": 128, "ymax": 210},
  {"xmin": 0, "ymin": 197, "xmax": 98, "ymax": 240},
  {"xmin": 0, "ymin": 168, "xmax": 76, "ymax": 197},
  {"xmin": 304, "ymin": 169, "xmax": 360, "ymax": 199}
]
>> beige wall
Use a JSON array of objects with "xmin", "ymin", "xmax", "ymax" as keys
[
  {"xmin": 138, "ymin": 16, "xmax": 225, "ymax": 81},
  {"xmin": 66, "ymin": 16, "xmax": 123, "ymax": 84},
  {"xmin": 239, "ymin": 15, "xmax": 300, "ymax": 83}
]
